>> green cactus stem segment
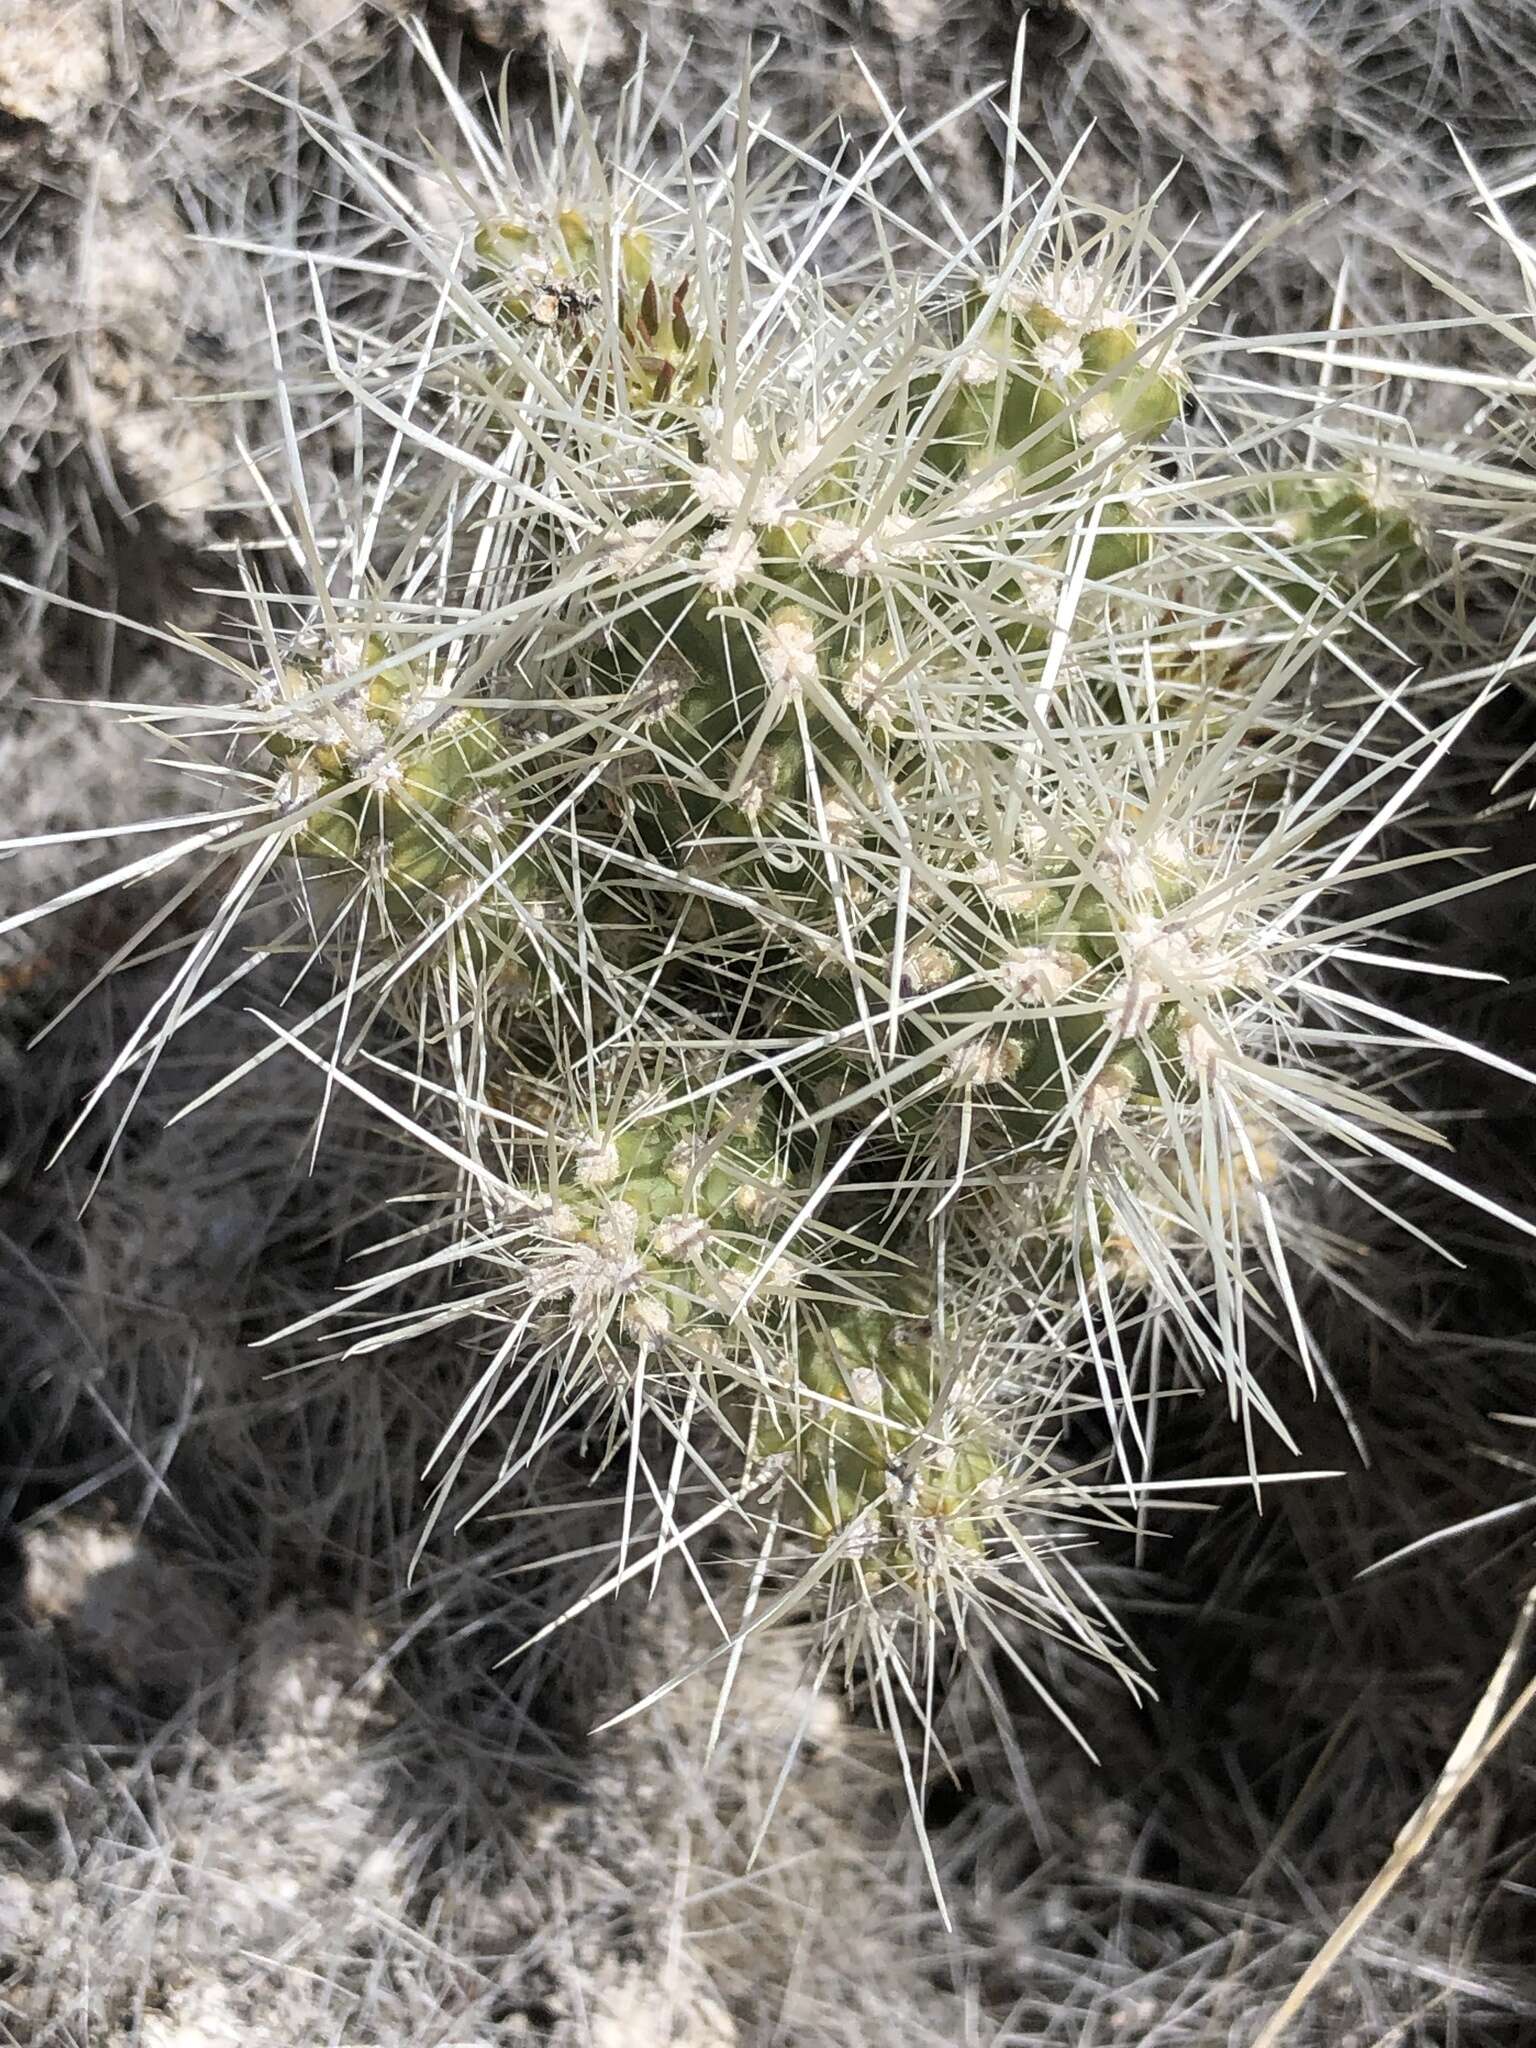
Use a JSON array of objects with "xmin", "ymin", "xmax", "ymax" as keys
[
  {"xmin": 262, "ymin": 633, "xmax": 547, "ymax": 945},
  {"xmin": 760, "ymin": 1303, "xmax": 999, "ymax": 1586},
  {"xmin": 1244, "ymin": 469, "xmax": 1422, "ymax": 614},
  {"xmin": 929, "ymin": 278, "xmax": 1183, "ymax": 489},
  {"xmin": 499, "ymin": 1085, "xmax": 801, "ymax": 1355}
]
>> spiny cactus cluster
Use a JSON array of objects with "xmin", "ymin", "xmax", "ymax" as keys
[{"xmin": 8, "ymin": 40, "xmax": 1506, "ymax": 1728}]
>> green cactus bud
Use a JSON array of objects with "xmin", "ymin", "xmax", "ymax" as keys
[
  {"xmin": 1245, "ymin": 466, "xmax": 1421, "ymax": 615},
  {"xmin": 927, "ymin": 270, "xmax": 1182, "ymax": 490},
  {"xmin": 473, "ymin": 201, "xmax": 712, "ymax": 412}
]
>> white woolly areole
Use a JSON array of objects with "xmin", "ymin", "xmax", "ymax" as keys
[
  {"xmin": 745, "ymin": 478, "xmax": 806, "ymax": 530},
  {"xmin": 819, "ymin": 790, "xmax": 868, "ymax": 849},
  {"xmin": 838, "ymin": 1512, "xmax": 888, "ymax": 1560},
  {"xmin": 917, "ymin": 1436, "xmax": 960, "ymax": 1481},
  {"xmin": 879, "ymin": 510, "xmax": 934, "ymax": 563},
  {"xmin": 623, "ymin": 1291, "xmax": 673, "ymax": 1344},
  {"xmin": 1356, "ymin": 456, "xmax": 1411, "ymax": 516},
  {"xmin": 1121, "ymin": 901, "xmax": 1264, "ymax": 997},
  {"xmin": 603, "ymin": 517, "xmax": 666, "ymax": 578},
  {"xmin": 809, "ymin": 519, "xmax": 883, "ymax": 576},
  {"xmin": 771, "ymin": 419, "xmax": 824, "ymax": 492},
  {"xmin": 1101, "ymin": 974, "xmax": 1165, "ymax": 1041},
  {"xmin": 701, "ymin": 407, "xmax": 760, "ymax": 468},
  {"xmin": 1094, "ymin": 829, "xmax": 1181, "ymax": 902},
  {"xmin": 1082, "ymin": 1062, "xmax": 1136, "ymax": 1129},
  {"xmin": 970, "ymin": 858, "xmax": 1054, "ymax": 916},
  {"xmin": 898, "ymin": 943, "xmax": 957, "ymax": 996},
  {"xmin": 845, "ymin": 1365, "xmax": 884, "ymax": 1412},
  {"xmin": 664, "ymin": 1135, "xmax": 706, "ymax": 1188},
  {"xmin": 282, "ymin": 707, "xmax": 352, "ymax": 752},
  {"xmin": 697, "ymin": 527, "xmax": 761, "ymax": 596},
  {"xmin": 757, "ymin": 607, "xmax": 819, "ymax": 698},
  {"xmin": 1012, "ymin": 560, "xmax": 1062, "ymax": 621},
  {"xmin": 798, "ymin": 928, "xmax": 848, "ymax": 977},
  {"xmin": 998, "ymin": 945, "xmax": 1085, "ymax": 1005},
  {"xmin": 810, "ymin": 512, "xmax": 933, "ymax": 575},
  {"xmin": 946, "ymin": 1031, "xmax": 1024, "ymax": 1088},
  {"xmin": 734, "ymin": 757, "xmax": 779, "ymax": 825},
  {"xmin": 840, "ymin": 655, "xmax": 902, "ymax": 729},
  {"xmin": 543, "ymin": 1199, "xmax": 647, "ymax": 1334},
  {"xmin": 1121, "ymin": 912, "xmax": 1203, "ymax": 986},
  {"xmin": 310, "ymin": 629, "xmax": 370, "ymax": 684},
  {"xmin": 960, "ymin": 348, "xmax": 1005, "ymax": 388},
  {"xmin": 763, "ymin": 1254, "xmax": 802, "ymax": 1293},
  {"xmin": 954, "ymin": 469, "xmax": 1015, "ymax": 518},
  {"xmin": 693, "ymin": 464, "xmax": 748, "ymax": 517},
  {"xmin": 354, "ymin": 750, "xmax": 406, "ymax": 796},
  {"xmin": 275, "ymin": 765, "xmax": 324, "ymax": 812},
  {"xmin": 732, "ymin": 1179, "xmax": 775, "ymax": 1222},
  {"xmin": 460, "ymin": 786, "xmax": 520, "ymax": 843},
  {"xmin": 1148, "ymin": 828, "xmax": 1193, "ymax": 870},
  {"xmin": 1179, "ymin": 1012, "xmax": 1227, "ymax": 1079},
  {"xmin": 751, "ymin": 479, "xmax": 803, "ymax": 527},
  {"xmin": 711, "ymin": 1259, "xmax": 794, "ymax": 1312},
  {"xmin": 547, "ymin": 1201, "xmax": 584, "ymax": 1241},
  {"xmin": 441, "ymin": 873, "xmax": 487, "ymax": 917},
  {"xmin": 1077, "ymin": 397, "xmax": 1122, "ymax": 446},
  {"xmin": 692, "ymin": 415, "xmax": 767, "ymax": 518},
  {"xmin": 1033, "ymin": 331, "xmax": 1084, "ymax": 381},
  {"xmin": 575, "ymin": 1137, "xmax": 622, "ymax": 1189},
  {"xmin": 629, "ymin": 651, "xmax": 691, "ymax": 724},
  {"xmin": 650, "ymin": 1212, "xmax": 711, "ymax": 1261},
  {"xmin": 1027, "ymin": 264, "xmax": 1118, "ymax": 332},
  {"xmin": 401, "ymin": 668, "xmax": 459, "ymax": 716}
]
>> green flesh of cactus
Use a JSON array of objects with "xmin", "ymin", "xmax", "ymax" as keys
[
  {"xmin": 763, "ymin": 1303, "xmax": 998, "ymax": 1582},
  {"xmin": 928, "ymin": 278, "xmax": 1183, "ymax": 493},
  {"xmin": 269, "ymin": 638, "xmax": 528, "ymax": 916},
  {"xmin": 509, "ymin": 1084, "xmax": 793, "ymax": 1352}
]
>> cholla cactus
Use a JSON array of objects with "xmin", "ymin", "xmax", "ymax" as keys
[{"xmin": 6, "ymin": 27, "xmax": 1528, "ymax": 1753}]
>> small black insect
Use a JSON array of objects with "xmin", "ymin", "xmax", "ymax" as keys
[{"xmin": 527, "ymin": 278, "xmax": 599, "ymax": 329}]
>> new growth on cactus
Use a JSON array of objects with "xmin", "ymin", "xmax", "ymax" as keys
[{"xmin": 7, "ymin": 26, "xmax": 1534, "ymax": 1764}]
